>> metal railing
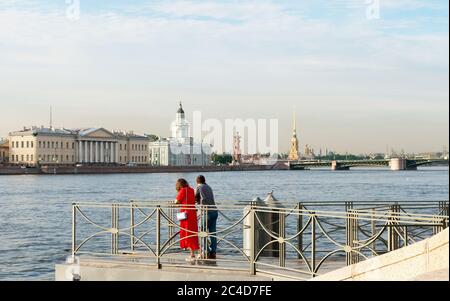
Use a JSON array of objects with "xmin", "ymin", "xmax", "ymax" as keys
[{"xmin": 70, "ymin": 201, "xmax": 449, "ymax": 280}]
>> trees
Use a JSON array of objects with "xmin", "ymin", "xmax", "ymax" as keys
[{"xmin": 211, "ymin": 153, "xmax": 233, "ymax": 165}]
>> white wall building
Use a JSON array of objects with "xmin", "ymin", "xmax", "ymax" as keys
[{"xmin": 149, "ymin": 103, "xmax": 212, "ymax": 166}]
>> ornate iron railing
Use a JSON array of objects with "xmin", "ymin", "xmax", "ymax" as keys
[{"xmin": 70, "ymin": 201, "xmax": 448, "ymax": 280}]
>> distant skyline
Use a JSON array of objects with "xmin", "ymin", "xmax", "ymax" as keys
[{"xmin": 0, "ymin": 0, "xmax": 448, "ymax": 153}]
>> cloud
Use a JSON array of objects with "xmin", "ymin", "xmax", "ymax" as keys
[{"xmin": 0, "ymin": 0, "xmax": 448, "ymax": 152}]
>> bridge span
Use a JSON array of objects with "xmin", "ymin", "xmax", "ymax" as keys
[{"xmin": 290, "ymin": 158, "xmax": 449, "ymax": 171}]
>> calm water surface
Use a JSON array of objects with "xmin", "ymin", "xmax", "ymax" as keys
[{"xmin": 0, "ymin": 168, "xmax": 448, "ymax": 281}]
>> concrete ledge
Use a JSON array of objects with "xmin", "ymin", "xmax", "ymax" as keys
[
  {"xmin": 56, "ymin": 261, "xmax": 274, "ymax": 282},
  {"xmin": 312, "ymin": 228, "xmax": 449, "ymax": 281}
]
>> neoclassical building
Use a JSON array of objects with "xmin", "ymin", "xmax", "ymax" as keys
[
  {"xmin": 149, "ymin": 103, "xmax": 211, "ymax": 166},
  {"xmin": 8, "ymin": 126, "xmax": 149, "ymax": 166},
  {"xmin": 0, "ymin": 139, "xmax": 9, "ymax": 164}
]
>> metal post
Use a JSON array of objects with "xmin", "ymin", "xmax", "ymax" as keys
[
  {"xmin": 387, "ymin": 205, "xmax": 399, "ymax": 252},
  {"xmin": 156, "ymin": 206, "xmax": 161, "ymax": 269},
  {"xmin": 202, "ymin": 206, "xmax": 209, "ymax": 259},
  {"xmin": 130, "ymin": 202, "xmax": 135, "ymax": 252},
  {"xmin": 403, "ymin": 226, "xmax": 408, "ymax": 247},
  {"xmin": 311, "ymin": 213, "xmax": 316, "ymax": 278},
  {"xmin": 371, "ymin": 208, "xmax": 376, "ymax": 253},
  {"xmin": 111, "ymin": 204, "xmax": 119, "ymax": 255},
  {"xmin": 346, "ymin": 209, "xmax": 353, "ymax": 266},
  {"xmin": 72, "ymin": 204, "xmax": 76, "ymax": 257},
  {"xmin": 353, "ymin": 210, "xmax": 359, "ymax": 264},
  {"xmin": 297, "ymin": 203, "xmax": 303, "ymax": 258},
  {"xmin": 111, "ymin": 204, "xmax": 115, "ymax": 254},
  {"xmin": 279, "ymin": 211, "xmax": 286, "ymax": 268},
  {"xmin": 249, "ymin": 203, "xmax": 256, "ymax": 275}
]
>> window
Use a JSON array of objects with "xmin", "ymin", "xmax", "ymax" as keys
[
  {"xmin": 72, "ymin": 155, "xmax": 74, "ymax": 162},
  {"xmin": 66, "ymin": 155, "xmax": 69, "ymax": 162},
  {"xmin": 26, "ymin": 141, "xmax": 29, "ymax": 148},
  {"xmin": 55, "ymin": 142, "xmax": 58, "ymax": 149},
  {"xmin": 120, "ymin": 156, "xmax": 122, "ymax": 162},
  {"xmin": 125, "ymin": 145, "xmax": 127, "ymax": 150},
  {"xmin": 21, "ymin": 141, "xmax": 24, "ymax": 148},
  {"xmin": 72, "ymin": 143, "xmax": 75, "ymax": 149},
  {"xmin": 31, "ymin": 155, "xmax": 33, "ymax": 162},
  {"xmin": 39, "ymin": 141, "xmax": 42, "ymax": 148},
  {"xmin": 11, "ymin": 155, "xmax": 14, "ymax": 162},
  {"xmin": 16, "ymin": 141, "xmax": 19, "ymax": 148},
  {"xmin": 21, "ymin": 155, "xmax": 24, "ymax": 161}
]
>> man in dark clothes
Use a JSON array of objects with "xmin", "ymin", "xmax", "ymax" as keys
[{"xmin": 195, "ymin": 175, "xmax": 218, "ymax": 260}]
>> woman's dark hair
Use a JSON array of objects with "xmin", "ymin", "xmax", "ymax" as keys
[
  {"xmin": 197, "ymin": 175, "xmax": 206, "ymax": 184},
  {"xmin": 176, "ymin": 178, "xmax": 189, "ymax": 192}
]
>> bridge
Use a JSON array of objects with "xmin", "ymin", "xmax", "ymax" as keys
[{"xmin": 290, "ymin": 158, "xmax": 449, "ymax": 171}]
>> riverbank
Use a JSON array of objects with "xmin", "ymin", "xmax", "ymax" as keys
[{"xmin": 0, "ymin": 162, "xmax": 290, "ymax": 175}]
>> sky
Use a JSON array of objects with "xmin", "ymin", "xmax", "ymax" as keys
[{"xmin": 0, "ymin": 0, "xmax": 448, "ymax": 154}]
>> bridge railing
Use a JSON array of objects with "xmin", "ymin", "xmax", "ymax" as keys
[{"xmin": 70, "ymin": 201, "xmax": 448, "ymax": 280}]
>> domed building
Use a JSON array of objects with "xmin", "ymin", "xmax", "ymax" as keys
[{"xmin": 149, "ymin": 102, "xmax": 212, "ymax": 166}]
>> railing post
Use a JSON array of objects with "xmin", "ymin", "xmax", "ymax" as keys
[
  {"xmin": 346, "ymin": 209, "xmax": 353, "ymax": 266},
  {"xmin": 279, "ymin": 210, "xmax": 286, "ymax": 268},
  {"xmin": 353, "ymin": 210, "xmax": 359, "ymax": 264},
  {"xmin": 403, "ymin": 226, "xmax": 408, "ymax": 247},
  {"xmin": 388, "ymin": 205, "xmax": 400, "ymax": 252},
  {"xmin": 156, "ymin": 205, "xmax": 162, "ymax": 269},
  {"xmin": 72, "ymin": 204, "xmax": 76, "ymax": 257},
  {"xmin": 111, "ymin": 204, "xmax": 119, "ymax": 255},
  {"xmin": 249, "ymin": 203, "xmax": 256, "ymax": 276},
  {"xmin": 371, "ymin": 208, "xmax": 376, "ymax": 254},
  {"xmin": 201, "ymin": 206, "xmax": 209, "ymax": 259},
  {"xmin": 297, "ymin": 203, "xmax": 303, "ymax": 259},
  {"xmin": 311, "ymin": 213, "xmax": 316, "ymax": 278},
  {"xmin": 130, "ymin": 202, "xmax": 135, "ymax": 252}
]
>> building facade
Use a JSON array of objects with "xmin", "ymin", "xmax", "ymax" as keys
[
  {"xmin": 8, "ymin": 126, "xmax": 149, "ymax": 166},
  {"xmin": 0, "ymin": 139, "xmax": 9, "ymax": 164},
  {"xmin": 149, "ymin": 103, "xmax": 211, "ymax": 166}
]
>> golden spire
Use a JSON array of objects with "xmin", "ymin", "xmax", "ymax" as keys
[
  {"xmin": 292, "ymin": 107, "xmax": 297, "ymax": 136},
  {"xmin": 288, "ymin": 106, "xmax": 299, "ymax": 161}
]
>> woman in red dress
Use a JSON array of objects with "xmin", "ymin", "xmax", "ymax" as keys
[{"xmin": 175, "ymin": 179, "xmax": 200, "ymax": 261}]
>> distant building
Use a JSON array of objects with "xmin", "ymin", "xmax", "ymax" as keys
[
  {"xmin": 303, "ymin": 144, "xmax": 315, "ymax": 160},
  {"xmin": 149, "ymin": 103, "xmax": 211, "ymax": 166},
  {"xmin": 8, "ymin": 126, "xmax": 149, "ymax": 166},
  {"xmin": 288, "ymin": 109, "xmax": 300, "ymax": 161},
  {"xmin": 0, "ymin": 139, "xmax": 9, "ymax": 164}
]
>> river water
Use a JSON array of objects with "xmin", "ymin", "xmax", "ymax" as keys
[{"xmin": 0, "ymin": 167, "xmax": 448, "ymax": 281}]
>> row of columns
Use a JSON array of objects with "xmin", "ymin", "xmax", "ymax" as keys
[{"xmin": 77, "ymin": 140, "xmax": 119, "ymax": 164}]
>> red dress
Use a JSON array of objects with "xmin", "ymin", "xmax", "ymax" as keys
[{"xmin": 176, "ymin": 187, "xmax": 200, "ymax": 251}]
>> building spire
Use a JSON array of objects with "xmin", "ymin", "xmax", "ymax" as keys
[
  {"xmin": 177, "ymin": 101, "xmax": 185, "ymax": 114},
  {"xmin": 50, "ymin": 106, "xmax": 53, "ymax": 130},
  {"xmin": 288, "ymin": 106, "xmax": 300, "ymax": 161},
  {"xmin": 293, "ymin": 107, "xmax": 297, "ymax": 136}
]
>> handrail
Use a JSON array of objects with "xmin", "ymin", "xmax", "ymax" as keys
[{"xmin": 70, "ymin": 200, "xmax": 449, "ymax": 280}]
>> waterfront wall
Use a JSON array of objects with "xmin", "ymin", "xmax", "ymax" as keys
[
  {"xmin": 0, "ymin": 163, "xmax": 289, "ymax": 175},
  {"xmin": 312, "ymin": 228, "xmax": 449, "ymax": 281}
]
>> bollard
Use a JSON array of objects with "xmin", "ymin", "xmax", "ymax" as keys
[
  {"xmin": 243, "ymin": 198, "xmax": 265, "ymax": 257},
  {"xmin": 262, "ymin": 192, "xmax": 285, "ymax": 258}
]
